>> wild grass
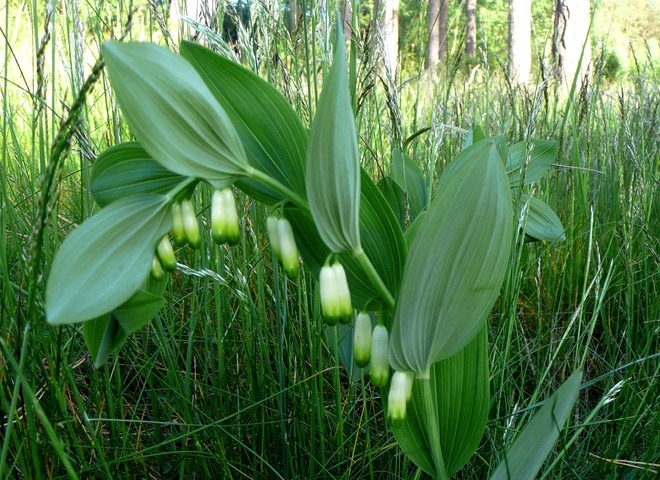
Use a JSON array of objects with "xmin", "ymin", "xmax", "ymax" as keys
[{"xmin": 1, "ymin": 1, "xmax": 658, "ymax": 478}]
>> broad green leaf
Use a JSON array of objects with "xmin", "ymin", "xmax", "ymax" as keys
[
  {"xmin": 180, "ymin": 41, "xmax": 308, "ymax": 206},
  {"xmin": 507, "ymin": 140, "xmax": 557, "ymax": 186},
  {"xmin": 378, "ymin": 177, "xmax": 406, "ymax": 228},
  {"xmin": 463, "ymin": 124, "xmax": 486, "ymax": 148},
  {"xmin": 490, "ymin": 369, "xmax": 583, "ymax": 480},
  {"xmin": 392, "ymin": 326, "xmax": 490, "ymax": 478},
  {"xmin": 286, "ymin": 170, "xmax": 406, "ymax": 310},
  {"xmin": 390, "ymin": 149, "xmax": 428, "ymax": 225},
  {"xmin": 101, "ymin": 42, "xmax": 248, "ymax": 187},
  {"xmin": 83, "ymin": 315, "xmax": 124, "ymax": 368},
  {"xmin": 404, "ymin": 211, "xmax": 427, "ymax": 245},
  {"xmin": 84, "ymin": 288, "xmax": 166, "ymax": 367},
  {"xmin": 389, "ymin": 140, "xmax": 513, "ymax": 377},
  {"xmin": 113, "ymin": 289, "xmax": 165, "ymax": 334},
  {"xmin": 91, "ymin": 142, "xmax": 188, "ymax": 207},
  {"xmin": 343, "ymin": 171, "xmax": 405, "ymax": 305},
  {"xmin": 46, "ymin": 194, "xmax": 171, "ymax": 325},
  {"xmin": 520, "ymin": 194, "xmax": 566, "ymax": 241},
  {"xmin": 305, "ymin": 23, "xmax": 361, "ymax": 253},
  {"xmin": 439, "ymin": 136, "xmax": 507, "ymax": 192}
]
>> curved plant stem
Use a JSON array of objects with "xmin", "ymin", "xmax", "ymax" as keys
[
  {"xmin": 353, "ymin": 247, "xmax": 395, "ymax": 310},
  {"xmin": 246, "ymin": 167, "xmax": 309, "ymax": 211},
  {"xmin": 165, "ymin": 177, "xmax": 198, "ymax": 202},
  {"xmin": 421, "ymin": 378, "xmax": 449, "ymax": 480}
]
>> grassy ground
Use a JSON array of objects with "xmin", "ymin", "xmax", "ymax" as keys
[{"xmin": 1, "ymin": 1, "xmax": 658, "ymax": 478}]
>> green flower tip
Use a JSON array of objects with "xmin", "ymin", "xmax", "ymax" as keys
[
  {"xmin": 171, "ymin": 202, "xmax": 186, "ymax": 245},
  {"xmin": 387, "ymin": 371, "xmax": 415, "ymax": 428},
  {"xmin": 266, "ymin": 216, "xmax": 282, "ymax": 259},
  {"xmin": 277, "ymin": 218, "xmax": 300, "ymax": 279},
  {"xmin": 212, "ymin": 188, "xmax": 241, "ymax": 246},
  {"xmin": 181, "ymin": 199, "xmax": 200, "ymax": 249},
  {"xmin": 157, "ymin": 235, "xmax": 177, "ymax": 272},
  {"xmin": 267, "ymin": 216, "xmax": 300, "ymax": 280},
  {"xmin": 151, "ymin": 256, "xmax": 165, "ymax": 280},
  {"xmin": 370, "ymin": 325, "xmax": 390, "ymax": 387},
  {"xmin": 320, "ymin": 262, "xmax": 352, "ymax": 325},
  {"xmin": 353, "ymin": 312, "xmax": 373, "ymax": 368}
]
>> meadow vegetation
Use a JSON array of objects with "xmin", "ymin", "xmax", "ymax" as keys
[{"xmin": 1, "ymin": 1, "xmax": 658, "ymax": 478}]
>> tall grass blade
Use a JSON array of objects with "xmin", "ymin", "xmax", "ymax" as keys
[{"xmin": 490, "ymin": 369, "xmax": 583, "ymax": 480}]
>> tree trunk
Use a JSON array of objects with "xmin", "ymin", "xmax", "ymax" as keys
[
  {"xmin": 375, "ymin": 0, "xmax": 400, "ymax": 77},
  {"xmin": 340, "ymin": 0, "xmax": 352, "ymax": 41},
  {"xmin": 553, "ymin": 0, "xmax": 592, "ymax": 90},
  {"xmin": 426, "ymin": 0, "xmax": 448, "ymax": 70},
  {"xmin": 508, "ymin": 0, "xmax": 532, "ymax": 84},
  {"xmin": 465, "ymin": 0, "xmax": 477, "ymax": 57},
  {"xmin": 288, "ymin": 0, "xmax": 297, "ymax": 33}
]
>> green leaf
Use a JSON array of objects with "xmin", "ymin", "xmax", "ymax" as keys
[
  {"xmin": 520, "ymin": 194, "xmax": 566, "ymax": 242},
  {"xmin": 507, "ymin": 140, "xmax": 557, "ymax": 186},
  {"xmin": 389, "ymin": 140, "xmax": 513, "ymax": 377},
  {"xmin": 463, "ymin": 124, "xmax": 486, "ymax": 148},
  {"xmin": 83, "ymin": 315, "xmax": 124, "ymax": 368},
  {"xmin": 46, "ymin": 194, "xmax": 171, "ymax": 325},
  {"xmin": 392, "ymin": 326, "xmax": 490, "ymax": 478},
  {"xmin": 390, "ymin": 148, "xmax": 428, "ymax": 224},
  {"xmin": 84, "ymin": 288, "xmax": 166, "ymax": 367},
  {"xmin": 438, "ymin": 136, "xmax": 507, "ymax": 192},
  {"xmin": 489, "ymin": 369, "xmax": 583, "ymax": 480},
  {"xmin": 180, "ymin": 41, "xmax": 308, "ymax": 206},
  {"xmin": 101, "ymin": 42, "xmax": 249, "ymax": 187},
  {"xmin": 305, "ymin": 23, "xmax": 361, "ymax": 253},
  {"xmin": 286, "ymin": 170, "xmax": 406, "ymax": 310},
  {"xmin": 91, "ymin": 142, "xmax": 188, "ymax": 207},
  {"xmin": 378, "ymin": 177, "xmax": 406, "ymax": 229},
  {"xmin": 112, "ymin": 289, "xmax": 165, "ymax": 334}
]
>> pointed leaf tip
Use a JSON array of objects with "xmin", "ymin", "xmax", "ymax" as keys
[
  {"xmin": 490, "ymin": 369, "xmax": 583, "ymax": 480},
  {"xmin": 305, "ymin": 26, "xmax": 361, "ymax": 253},
  {"xmin": 101, "ymin": 41, "xmax": 248, "ymax": 186}
]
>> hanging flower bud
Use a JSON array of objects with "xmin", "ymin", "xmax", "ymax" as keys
[
  {"xmin": 171, "ymin": 202, "xmax": 186, "ymax": 245},
  {"xmin": 370, "ymin": 324, "xmax": 390, "ymax": 387},
  {"xmin": 277, "ymin": 218, "xmax": 299, "ymax": 279},
  {"xmin": 151, "ymin": 256, "xmax": 164, "ymax": 280},
  {"xmin": 212, "ymin": 188, "xmax": 240, "ymax": 245},
  {"xmin": 320, "ymin": 262, "xmax": 352, "ymax": 325},
  {"xmin": 181, "ymin": 199, "xmax": 200, "ymax": 249},
  {"xmin": 320, "ymin": 265, "xmax": 339, "ymax": 325},
  {"xmin": 266, "ymin": 216, "xmax": 282, "ymax": 260},
  {"xmin": 387, "ymin": 371, "xmax": 415, "ymax": 428},
  {"xmin": 353, "ymin": 312, "xmax": 373, "ymax": 368},
  {"xmin": 157, "ymin": 235, "xmax": 177, "ymax": 271},
  {"xmin": 333, "ymin": 263, "xmax": 352, "ymax": 323}
]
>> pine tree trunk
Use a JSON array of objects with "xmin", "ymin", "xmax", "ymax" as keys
[
  {"xmin": 340, "ymin": 0, "xmax": 352, "ymax": 41},
  {"xmin": 508, "ymin": 0, "xmax": 532, "ymax": 84},
  {"xmin": 288, "ymin": 0, "xmax": 297, "ymax": 33},
  {"xmin": 465, "ymin": 0, "xmax": 477, "ymax": 57},
  {"xmin": 376, "ymin": 0, "xmax": 400, "ymax": 76},
  {"xmin": 426, "ymin": 0, "xmax": 448, "ymax": 70},
  {"xmin": 553, "ymin": 0, "xmax": 592, "ymax": 90}
]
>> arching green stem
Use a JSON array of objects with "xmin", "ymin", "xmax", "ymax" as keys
[
  {"xmin": 421, "ymin": 378, "xmax": 449, "ymax": 480},
  {"xmin": 247, "ymin": 167, "xmax": 309, "ymax": 211},
  {"xmin": 353, "ymin": 246, "xmax": 395, "ymax": 310}
]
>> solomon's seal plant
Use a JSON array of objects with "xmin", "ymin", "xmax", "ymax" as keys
[{"xmin": 46, "ymin": 17, "xmax": 579, "ymax": 479}]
